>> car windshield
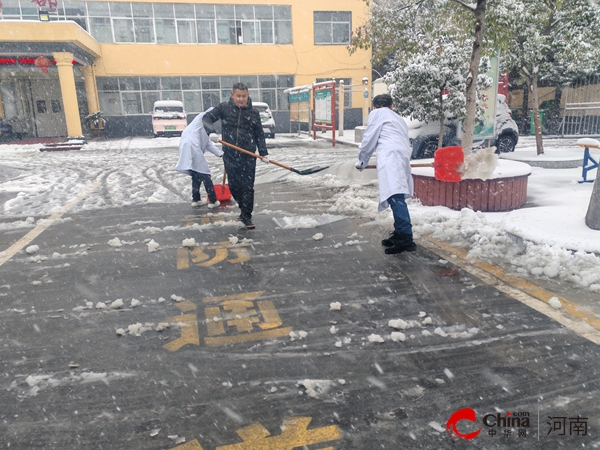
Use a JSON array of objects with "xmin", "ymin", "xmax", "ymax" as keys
[
  {"xmin": 254, "ymin": 105, "xmax": 268, "ymax": 112},
  {"xmin": 155, "ymin": 106, "xmax": 183, "ymax": 113}
]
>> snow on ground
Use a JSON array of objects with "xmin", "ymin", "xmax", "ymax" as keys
[{"xmin": 1, "ymin": 134, "xmax": 599, "ymax": 293}]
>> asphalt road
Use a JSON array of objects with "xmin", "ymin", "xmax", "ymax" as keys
[{"xmin": 1, "ymin": 165, "xmax": 600, "ymax": 449}]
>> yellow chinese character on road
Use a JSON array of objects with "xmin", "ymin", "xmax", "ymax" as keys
[
  {"xmin": 172, "ymin": 417, "xmax": 342, "ymax": 450},
  {"xmin": 177, "ymin": 241, "xmax": 249, "ymax": 270},
  {"xmin": 163, "ymin": 300, "xmax": 200, "ymax": 352},
  {"xmin": 203, "ymin": 291, "xmax": 292, "ymax": 346}
]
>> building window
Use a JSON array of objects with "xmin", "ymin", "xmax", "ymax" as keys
[
  {"xmin": 96, "ymin": 75, "xmax": 294, "ymax": 115},
  {"xmin": 314, "ymin": 11, "xmax": 351, "ymax": 45}
]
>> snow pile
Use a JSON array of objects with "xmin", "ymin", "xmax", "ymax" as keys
[
  {"xmin": 25, "ymin": 245, "xmax": 39, "ymax": 254},
  {"xmin": 298, "ymin": 379, "xmax": 335, "ymax": 398},
  {"xmin": 182, "ymin": 238, "xmax": 197, "ymax": 247},
  {"xmin": 147, "ymin": 239, "xmax": 160, "ymax": 252}
]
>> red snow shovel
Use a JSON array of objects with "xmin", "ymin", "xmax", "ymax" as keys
[
  {"xmin": 214, "ymin": 169, "xmax": 232, "ymax": 201},
  {"xmin": 366, "ymin": 146, "xmax": 464, "ymax": 182},
  {"xmin": 219, "ymin": 140, "xmax": 329, "ymax": 175}
]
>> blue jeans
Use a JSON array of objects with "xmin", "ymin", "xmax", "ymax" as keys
[{"xmin": 388, "ymin": 194, "xmax": 412, "ymax": 235}]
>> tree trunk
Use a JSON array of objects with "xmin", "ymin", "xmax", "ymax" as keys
[
  {"xmin": 586, "ymin": 168, "xmax": 600, "ymax": 230},
  {"xmin": 438, "ymin": 89, "xmax": 444, "ymax": 149},
  {"xmin": 461, "ymin": 0, "xmax": 487, "ymax": 158},
  {"xmin": 530, "ymin": 72, "xmax": 544, "ymax": 155},
  {"xmin": 520, "ymin": 84, "xmax": 529, "ymax": 135}
]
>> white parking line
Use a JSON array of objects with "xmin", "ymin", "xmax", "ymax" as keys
[{"xmin": 0, "ymin": 180, "xmax": 101, "ymax": 267}]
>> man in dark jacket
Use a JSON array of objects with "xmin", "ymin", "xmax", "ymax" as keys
[{"xmin": 203, "ymin": 82, "xmax": 269, "ymax": 229}]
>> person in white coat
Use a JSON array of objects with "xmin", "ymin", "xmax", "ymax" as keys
[
  {"xmin": 355, "ymin": 94, "xmax": 416, "ymax": 254},
  {"xmin": 175, "ymin": 107, "xmax": 224, "ymax": 208}
]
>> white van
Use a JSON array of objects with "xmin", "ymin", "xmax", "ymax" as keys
[{"xmin": 152, "ymin": 100, "xmax": 187, "ymax": 137}]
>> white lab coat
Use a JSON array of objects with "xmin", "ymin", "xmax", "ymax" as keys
[
  {"xmin": 357, "ymin": 107, "xmax": 414, "ymax": 212},
  {"xmin": 175, "ymin": 108, "xmax": 223, "ymax": 175}
]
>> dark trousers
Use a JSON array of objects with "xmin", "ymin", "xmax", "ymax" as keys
[
  {"xmin": 224, "ymin": 156, "xmax": 256, "ymax": 219},
  {"xmin": 190, "ymin": 170, "xmax": 216, "ymax": 203},
  {"xmin": 388, "ymin": 194, "xmax": 413, "ymax": 235}
]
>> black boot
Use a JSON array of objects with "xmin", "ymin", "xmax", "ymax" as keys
[
  {"xmin": 381, "ymin": 232, "xmax": 400, "ymax": 247},
  {"xmin": 384, "ymin": 233, "xmax": 417, "ymax": 254}
]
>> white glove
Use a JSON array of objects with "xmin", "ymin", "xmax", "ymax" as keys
[
  {"xmin": 209, "ymin": 133, "xmax": 220, "ymax": 143},
  {"xmin": 261, "ymin": 155, "xmax": 271, "ymax": 164},
  {"xmin": 355, "ymin": 160, "xmax": 365, "ymax": 171}
]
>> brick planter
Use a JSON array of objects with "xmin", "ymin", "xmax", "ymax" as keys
[{"xmin": 411, "ymin": 159, "xmax": 532, "ymax": 212}]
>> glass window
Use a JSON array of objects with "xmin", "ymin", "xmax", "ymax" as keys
[
  {"xmin": 221, "ymin": 76, "xmax": 239, "ymax": 90},
  {"xmin": 175, "ymin": 3, "xmax": 194, "ymax": 18},
  {"xmin": 314, "ymin": 22, "xmax": 331, "ymax": 44},
  {"xmin": 277, "ymin": 75, "xmax": 294, "ymax": 88},
  {"xmin": 202, "ymin": 77, "xmax": 220, "ymax": 90},
  {"xmin": 274, "ymin": 6, "xmax": 290, "ymax": 20},
  {"xmin": 90, "ymin": 17, "xmax": 111, "ymax": 42},
  {"xmin": 260, "ymin": 21, "xmax": 273, "ymax": 44},
  {"xmin": 63, "ymin": 1, "xmax": 86, "ymax": 17},
  {"xmin": 141, "ymin": 91, "xmax": 161, "ymax": 113},
  {"xmin": 197, "ymin": 20, "xmax": 215, "ymax": 43},
  {"xmin": 1, "ymin": 0, "xmax": 20, "ymax": 16},
  {"xmin": 255, "ymin": 5, "xmax": 272, "ymax": 20},
  {"xmin": 235, "ymin": 5, "xmax": 253, "ymax": 20},
  {"xmin": 260, "ymin": 90, "xmax": 276, "ymax": 108},
  {"xmin": 153, "ymin": 3, "xmax": 174, "ymax": 18},
  {"xmin": 37, "ymin": 100, "xmax": 47, "ymax": 114},
  {"xmin": 248, "ymin": 89, "xmax": 259, "ymax": 101},
  {"xmin": 109, "ymin": 2, "xmax": 131, "ymax": 17},
  {"xmin": 221, "ymin": 90, "xmax": 230, "ymax": 102},
  {"xmin": 140, "ymin": 77, "xmax": 160, "ymax": 90},
  {"xmin": 215, "ymin": 4, "xmax": 234, "ymax": 19},
  {"xmin": 122, "ymin": 92, "xmax": 142, "ymax": 114},
  {"xmin": 196, "ymin": 4, "xmax": 214, "ymax": 19},
  {"xmin": 113, "ymin": 18, "xmax": 134, "ymax": 42},
  {"xmin": 20, "ymin": 2, "xmax": 38, "ymax": 16},
  {"xmin": 314, "ymin": 11, "xmax": 351, "ymax": 45},
  {"xmin": 240, "ymin": 76, "xmax": 257, "ymax": 89},
  {"xmin": 202, "ymin": 91, "xmax": 221, "ymax": 110},
  {"xmin": 87, "ymin": 2, "xmax": 109, "ymax": 16},
  {"xmin": 156, "ymin": 19, "xmax": 177, "ymax": 44},
  {"xmin": 216, "ymin": 20, "xmax": 236, "ymax": 44},
  {"xmin": 134, "ymin": 18, "xmax": 154, "ymax": 42},
  {"xmin": 97, "ymin": 77, "xmax": 119, "ymax": 91},
  {"xmin": 161, "ymin": 77, "xmax": 181, "ymax": 90},
  {"xmin": 68, "ymin": 17, "xmax": 88, "ymax": 30},
  {"xmin": 132, "ymin": 3, "xmax": 153, "ymax": 18},
  {"xmin": 332, "ymin": 23, "xmax": 350, "ymax": 44},
  {"xmin": 277, "ymin": 88, "xmax": 289, "ymax": 110},
  {"xmin": 275, "ymin": 21, "xmax": 291, "ymax": 44},
  {"xmin": 177, "ymin": 20, "xmax": 196, "ymax": 43},
  {"xmin": 183, "ymin": 91, "xmax": 203, "ymax": 112},
  {"xmin": 259, "ymin": 75, "xmax": 276, "ymax": 89},
  {"xmin": 242, "ymin": 21, "xmax": 259, "ymax": 44},
  {"xmin": 99, "ymin": 92, "xmax": 122, "ymax": 115},
  {"xmin": 181, "ymin": 77, "xmax": 201, "ymax": 90},
  {"xmin": 119, "ymin": 77, "xmax": 140, "ymax": 90},
  {"xmin": 51, "ymin": 100, "xmax": 62, "ymax": 113},
  {"xmin": 162, "ymin": 91, "xmax": 182, "ymax": 101}
]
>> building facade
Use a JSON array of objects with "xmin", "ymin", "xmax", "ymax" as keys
[{"xmin": 0, "ymin": 0, "xmax": 371, "ymax": 138}]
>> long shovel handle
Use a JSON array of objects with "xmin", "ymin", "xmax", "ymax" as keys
[
  {"xmin": 219, "ymin": 140, "xmax": 293, "ymax": 172},
  {"xmin": 365, "ymin": 163, "xmax": 432, "ymax": 169},
  {"xmin": 222, "ymin": 169, "xmax": 227, "ymax": 186}
]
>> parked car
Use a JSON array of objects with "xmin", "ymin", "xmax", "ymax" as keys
[
  {"xmin": 253, "ymin": 101, "xmax": 276, "ymax": 139},
  {"xmin": 408, "ymin": 94, "xmax": 519, "ymax": 159},
  {"xmin": 152, "ymin": 100, "xmax": 187, "ymax": 137}
]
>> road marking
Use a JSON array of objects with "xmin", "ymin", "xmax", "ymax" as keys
[
  {"xmin": 0, "ymin": 179, "xmax": 101, "ymax": 268},
  {"xmin": 172, "ymin": 417, "xmax": 342, "ymax": 450},
  {"xmin": 419, "ymin": 236, "xmax": 600, "ymax": 345},
  {"xmin": 177, "ymin": 242, "xmax": 250, "ymax": 269},
  {"xmin": 163, "ymin": 292, "xmax": 292, "ymax": 350}
]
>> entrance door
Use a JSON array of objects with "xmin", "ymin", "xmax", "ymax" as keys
[{"xmin": 30, "ymin": 79, "xmax": 67, "ymax": 137}]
